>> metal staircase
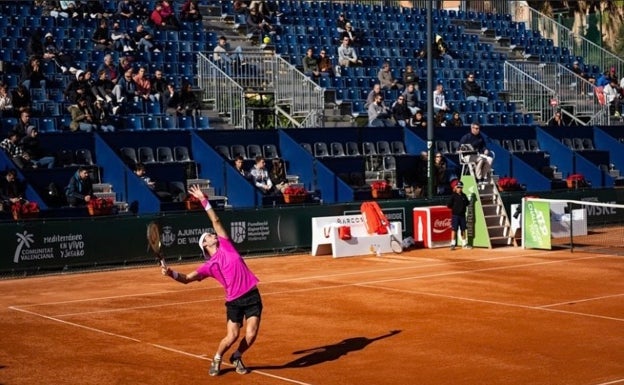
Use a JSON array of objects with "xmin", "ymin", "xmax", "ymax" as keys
[{"xmin": 459, "ymin": 150, "xmax": 515, "ymax": 248}]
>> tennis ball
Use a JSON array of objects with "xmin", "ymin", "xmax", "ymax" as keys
[{"xmin": 263, "ymin": 36, "xmax": 271, "ymax": 44}]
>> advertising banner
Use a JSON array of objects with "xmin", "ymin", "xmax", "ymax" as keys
[{"xmin": 522, "ymin": 200, "xmax": 552, "ymax": 250}]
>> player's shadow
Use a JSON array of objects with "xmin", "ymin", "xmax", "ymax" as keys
[{"xmin": 252, "ymin": 330, "xmax": 401, "ymax": 371}]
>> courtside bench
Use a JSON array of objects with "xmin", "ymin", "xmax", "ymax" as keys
[{"xmin": 311, "ymin": 214, "xmax": 403, "ymax": 258}]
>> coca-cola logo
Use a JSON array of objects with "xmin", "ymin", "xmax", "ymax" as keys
[{"xmin": 432, "ymin": 218, "xmax": 451, "ymax": 233}]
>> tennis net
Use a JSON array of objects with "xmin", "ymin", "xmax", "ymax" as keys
[{"xmin": 522, "ymin": 197, "xmax": 624, "ymax": 255}]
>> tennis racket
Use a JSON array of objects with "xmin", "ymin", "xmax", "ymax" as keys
[
  {"xmin": 389, "ymin": 232, "xmax": 403, "ymax": 254},
  {"xmin": 147, "ymin": 221, "xmax": 165, "ymax": 267}
]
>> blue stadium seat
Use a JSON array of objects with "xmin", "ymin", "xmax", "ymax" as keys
[
  {"xmin": 178, "ymin": 116, "xmax": 194, "ymax": 130},
  {"xmin": 123, "ymin": 116, "xmax": 144, "ymax": 130},
  {"xmin": 161, "ymin": 115, "xmax": 176, "ymax": 130},
  {"xmin": 143, "ymin": 116, "xmax": 160, "ymax": 130},
  {"xmin": 195, "ymin": 115, "xmax": 210, "ymax": 130}
]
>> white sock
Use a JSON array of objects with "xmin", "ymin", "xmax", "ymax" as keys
[
  {"xmin": 451, "ymin": 240, "xmax": 456, "ymax": 246},
  {"xmin": 214, "ymin": 354, "xmax": 221, "ymax": 361},
  {"xmin": 462, "ymin": 239, "xmax": 467, "ymax": 246}
]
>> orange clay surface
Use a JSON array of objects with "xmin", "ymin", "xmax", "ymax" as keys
[{"xmin": 0, "ymin": 246, "xmax": 623, "ymax": 385}]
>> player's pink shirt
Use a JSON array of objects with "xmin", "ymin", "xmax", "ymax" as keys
[{"xmin": 196, "ymin": 236, "xmax": 259, "ymax": 302}]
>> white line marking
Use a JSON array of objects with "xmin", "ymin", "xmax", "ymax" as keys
[
  {"xmin": 538, "ymin": 293, "xmax": 624, "ymax": 308},
  {"xmin": 594, "ymin": 379, "xmax": 624, "ymax": 385}
]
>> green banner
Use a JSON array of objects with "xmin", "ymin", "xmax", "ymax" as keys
[{"xmin": 523, "ymin": 200, "xmax": 551, "ymax": 250}]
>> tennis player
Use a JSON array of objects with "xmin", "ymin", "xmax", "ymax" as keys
[{"xmin": 161, "ymin": 184, "xmax": 262, "ymax": 376}]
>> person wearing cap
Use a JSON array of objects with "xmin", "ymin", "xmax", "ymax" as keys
[
  {"xmin": 161, "ymin": 184, "xmax": 263, "ymax": 377},
  {"xmin": 64, "ymin": 69, "xmax": 94, "ymax": 104},
  {"xmin": 446, "ymin": 180, "xmax": 471, "ymax": 250},
  {"xmin": 213, "ymin": 35, "xmax": 244, "ymax": 69},
  {"xmin": 459, "ymin": 122, "xmax": 492, "ymax": 183},
  {"xmin": 603, "ymin": 78, "xmax": 622, "ymax": 117},
  {"xmin": 336, "ymin": 13, "xmax": 349, "ymax": 33}
]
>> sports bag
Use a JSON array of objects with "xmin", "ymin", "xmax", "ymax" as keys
[{"xmin": 360, "ymin": 201, "xmax": 389, "ymax": 235}]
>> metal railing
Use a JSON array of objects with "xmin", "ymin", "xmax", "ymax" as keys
[{"xmin": 504, "ymin": 61, "xmax": 609, "ymax": 125}]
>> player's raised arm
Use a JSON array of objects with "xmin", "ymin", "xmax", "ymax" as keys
[{"xmin": 188, "ymin": 185, "xmax": 228, "ymax": 238}]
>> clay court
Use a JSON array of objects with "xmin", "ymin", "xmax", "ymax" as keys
[{"xmin": 1, "ymin": 246, "xmax": 622, "ymax": 385}]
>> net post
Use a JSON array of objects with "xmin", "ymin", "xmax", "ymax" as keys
[{"xmin": 568, "ymin": 201, "xmax": 574, "ymax": 253}]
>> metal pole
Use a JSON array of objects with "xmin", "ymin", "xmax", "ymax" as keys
[{"xmin": 426, "ymin": 0, "xmax": 434, "ymax": 198}]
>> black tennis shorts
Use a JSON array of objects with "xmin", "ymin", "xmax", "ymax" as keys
[{"xmin": 225, "ymin": 288, "xmax": 263, "ymax": 325}]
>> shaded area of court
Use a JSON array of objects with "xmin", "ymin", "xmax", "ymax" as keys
[{"xmin": 0, "ymin": 247, "xmax": 622, "ymax": 385}]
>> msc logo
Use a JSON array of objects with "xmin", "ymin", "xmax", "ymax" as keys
[{"xmin": 230, "ymin": 221, "xmax": 246, "ymax": 243}]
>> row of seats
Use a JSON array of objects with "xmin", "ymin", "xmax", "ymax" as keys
[
  {"xmin": 215, "ymin": 144, "xmax": 280, "ymax": 161},
  {"xmin": 119, "ymin": 145, "xmax": 191, "ymax": 166},
  {"xmin": 561, "ymin": 138, "xmax": 595, "ymax": 151},
  {"xmin": 490, "ymin": 139, "xmax": 542, "ymax": 153},
  {"xmin": 304, "ymin": 141, "xmax": 406, "ymax": 158}
]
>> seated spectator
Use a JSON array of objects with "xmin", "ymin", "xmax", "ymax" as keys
[
  {"xmin": 548, "ymin": 110, "xmax": 566, "ymax": 127},
  {"xmin": 233, "ymin": 155, "xmax": 251, "ymax": 180},
  {"xmin": 392, "ymin": 95, "xmax": 411, "ymax": 127},
  {"xmin": 0, "ymin": 169, "xmax": 25, "ymax": 210},
  {"xmin": 133, "ymin": 66, "xmax": 158, "ymax": 103},
  {"xmin": 116, "ymin": 0, "xmax": 136, "ymax": 19},
  {"xmin": 246, "ymin": 4, "xmax": 276, "ymax": 40},
  {"xmin": 110, "ymin": 21, "xmax": 134, "ymax": 52},
  {"xmin": 339, "ymin": 22, "xmax": 359, "ymax": 46},
  {"xmin": 151, "ymin": 69, "xmax": 169, "ymax": 110},
  {"xmin": 433, "ymin": 83, "xmax": 450, "ymax": 114},
  {"xmin": 434, "ymin": 152, "xmax": 449, "ymax": 195},
  {"xmin": 302, "ymin": 48, "xmax": 320, "ymax": 78},
  {"xmin": 571, "ymin": 60, "xmax": 595, "ymax": 84},
  {"xmin": 213, "ymin": 36, "xmax": 244, "ymax": 69},
  {"xmin": 150, "ymin": 0, "xmax": 180, "ymax": 30},
  {"xmin": 166, "ymin": 82, "xmax": 200, "ymax": 117},
  {"xmin": 249, "ymin": 155, "xmax": 274, "ymax": 194},
  {"xmin": 65, "ymin": 166, "xmax": 94, "ymax": 207},
  {"xmin": 112, "ymin": 68, "xmax": 139, "ymax": 114},
  {"xmin": 132, "ymin": 24, "xmax": 159, "ymax": 52},
  {"xmin": 20, "ymin": 126, "xmax": 55, "ymax": 168},
  {"xmin": 337, "ymin": 37, "xmax": 362, "ymax": 68},
  {"xmin": 91, "ymin": 99, "xmax": 116, "ymax": 132},
  {"xmin": 447, "ymin": 111, "xmax": 464, "ymax": 127},
  {"xmin": 365, "ymin": 84, "xmax": 382, "ymax": 109},
  {"xmin": 20, "ymin": 56, "xmax": 48, "ymax": 90},
  {"xmin": 434, "ymin": 110, "xmax": 447, "ymax": 127},
  {"xmin": 604, "ymin": 78, "xmax": 622, "ymax": 117},
  {"xmin": 42, "ymin": 33, "xmax": 79, "ymax": 75},
  {"xmin": 0, "ymin": 131, "xmax": 25, "ymax": 169},
  {"xmin": 68, "ymin": 97, "xmax": 97, "ymax": 132},
  {"xmin": 11, "ymin": 85, "xmax": 32, "ymax": 115},
  {"xmin": 402, "ymin": 83, "xmax": 421, "ymax": 116},
  {"xmin": 97, "ymin": 54, "xmax": 120, "ymax": 85},
  {"xmin": 0, "ymin": 82, "xmax": 13, "ymax": 117},
  {"xmin": 180, "ymin": 0, "xmax": 202, "ymax": 22},
  {"xmin": 317, "ymin": 49, "xmax": 334, "ymax": 77},
  {"xmin": 85, "ymin": 0, "xmax": 110, "ymax": 19},
  {"xmin": 92, "ymin": 69, "xmax": 116, "ymax": 105},
  {"xmin": 336, "ymin": 13, "xmax": 349, "ymax": 33},
  {"xmin": 269, "ymin": 158, "xmax": 291, "ymax": 193},
  {"xmin": 411, "ymin": 110, "xmax": 427, "ymax": 129},
  {"xmin": 378, "ymin": 62, "xmax": 404, "ymax": 90},
  {"xmin": 462, "ymin": 73, "xmax": 488, "ymax": 103},
  {"xmin": 134, "ymin": 162, "xmax": 172, "ymax": 200},
  {"xmin": 402, "ymin": 64, "xmax": 419, "ymax": 89},
  {"xmin": 92, "ymin": 19, "xmax": 113, "ymax": 51},
  {"xmin": 12, "ymin": 110, "xmax": 33, "ymax": 139},
  {"xmin": 65, "ymin": 70, "xmax": 95, "ymax": 105},
  {"xmin": 433, "ymin": 34, "xmax": 453, "ymax": 60},
  {"xmin": 367, "ymin": 94, "xmax": 393, "ymax": 127}
]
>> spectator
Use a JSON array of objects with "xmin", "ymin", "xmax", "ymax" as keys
[
  {"xmin": 42, "ymin": 32, "xmax": 79, "ymax": 74},
  {"xmin": 65, "ymin": 70, "xmax": 94, "ymax": 104},
  {"xmin": 367, "ymin": 94, "xmax": 393, "ymax": 127},
  {"xmin": 132, "ymin": 24, "xmax": 159, "ymax": 52},
  {"xmin": 339, "ymin": 22, "xmax": 359, "ymax": 46},
  {"xmin": 317, "ymin": 49, "xmax": 334, "ymax": 77},
  {"xmin": 65, "ymin": 166, "xmax": 94, "ymax": 207},
  {"xmin": 402, "ymin": 83, "xmax": 421, "ymax": 116},
  {"xmin": 112, "ymin": 68, "xmax": 139, "ymax": 113},
  {"xmin": 151, "ymin": 69, "xmax": 169, "ymax": 109},
  {"xmin": 459, "ymin": 122, "xmax": 492, "ymax": 183},
  {"xmin": 11, "ymin": 85, "xmax": 31, "ymax": 115},
  {"xmin": 116, "ymin": 0, "xmax": 136, "ymax": 19},
  {"xmin": 434, "ymin": 152, "xmax": 448, "ymax": 195},
  {"xmin": 26, "ymin": 28, "xmax": 45, "ymax": 59},
  {"xmin": 570, "ymin": 60, "xmax": 595, "ymax": 84},
  {"xmin": 434, "ymin": 110, "xmax": 447, "ymax": 127},
  {"xmin": 391, "ymin": 95, "xmax": 411, "ymax": 127},
  {"xmin": 20, "ymin": 56, "xmax": 48, "ymax": 90},
  {"xmin": 134, "ymin": 162, "xmax": 172, "ymax": 200},
  {"xmin": 97, "ymin": 54, "xmax": 120, "ymax": 84},
  {"xmin": 0, "ymin": 169, "xmax": 25, "ymax": 210},
  {"xmin": 604, "ymin": 78, "xmax": 622, "ymax": 117},
  {"xmin": 0, "ymin": 82, "xmax": 14, "ymax": 118},
  {"xmin": 462, "ymin": 73, "xmax": 488, "ymax": 103},
  {"xmin": 12, "ymin": 110, "xmax": 33, "ymax": 139},
  {"xmin": 20, "ymin": 126, "xmax": 55, "ymax": 168},
  {"xmin": 85, "ymin": 0, "xmax": 109, "ymax": 19},
  {"xmin": 302, "ymin": 48, "xmax": 320, "ymax": 78},
  {"xmin": 92, "ymin": 19, "xmax": 113, "ymax": 50},
  {"xmin": 365, "ymin": 83, "xmax": 382, "ymax": 109},
  {"xmin": 0, "ymin": 131, "xmax": 25, "ymax": 169},
  {"xmin": 337, "ymin": 36, "xmax": 362, "ymax": 68},
  {"xmin": 249, "ymin": 155, "xmax": 273, "ymax": 194},
  {"xmin": 92, "ymin": 69, "xmax": 116, "ymax": 105},
  {"xmin": 447, "ymin": 111, "xmax": 464, "ymax": 127},
  {"xmin": 378, "ymin": 62, "xmax": 404, "ymax": 90},
  {"xmin": 411, "ymin": 110, "xmax": 427, "ymax": 129},
  {"xmin": 180, "ymin": 0, "xmax": 202, "ymax": 22},
  {"xmin": 246, "ymin": 5, "xmax": 276, "ymax": 40},
  {"xmin": 110, "ymin": 21, "xmax": 134, "ymax": 52},
  {"xmin": 167, "ymin": 82, "xmax": 200, "ymax": 117},
  {"xmin": 336, "ymin": 13, "xmax": 349, "ymax": 33},
  {"xmin": 433, "ymin": 34, "xmax": 453, "ymax": 60},
  {"xmin": 68, "ymin": 97, "xmax": 97, "ymax": 132},
  {"xmin": 213, "ymin": 35, "xmax": 244, "ymax": 68},
  {"xmin": 269, "ymin": 158, "xmax": 291, "ymax": 193},
  {"xmin": 233, "ymin": 155, "xmax": 250, "ymax": 180},
  {"xmin": 133, "ymin": 66, "xmax": 158, "ymax": 103},
  {"xmin": 433, "ymin": 83, "xmax": 450, "ymax": 114},
  {"xmin": 150, "ymin": 0, "xmax": 180, "ymax": 30},
  {"xmin": 402, "ymin": 64, "xmax": 419, "ymax": 89},
  {"xmin": 91, "ymin": 99, "xmax": 116, "ymax": 132},
  {"xmin": 548, "ymin": 111, "xmax": 566, "ymax": 127}
]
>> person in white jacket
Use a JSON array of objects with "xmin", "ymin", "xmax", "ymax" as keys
[
  {"xmin": 433, "ymin": 84, "xmax": 449, "ymax": 114},
  {"xmin": 604, "ymin": 79, "xmax": 622, "ymax": 117}
]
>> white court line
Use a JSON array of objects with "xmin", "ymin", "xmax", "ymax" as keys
[
  {"xmin": 538, "ymin": 293, "xmax": 624, "ymax": 308},
  {"xmin": 594, "ymin": 379, "xmax": 624, "ymax": 385}
]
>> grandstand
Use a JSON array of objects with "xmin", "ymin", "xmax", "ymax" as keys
[{"xmin": 1, "ymin": 0, "xmax": 624, "ymax": 223}]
